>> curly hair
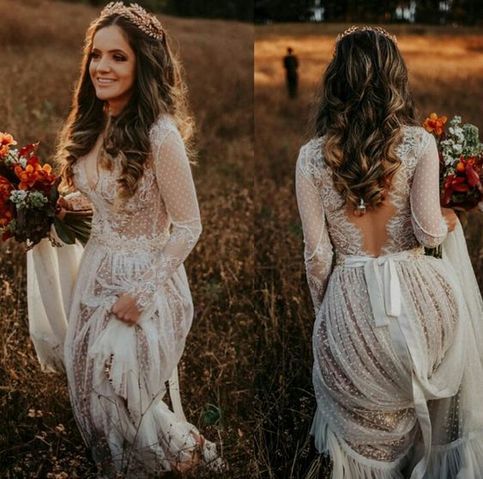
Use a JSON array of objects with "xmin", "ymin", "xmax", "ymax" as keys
[
  {"xmin": 55, "ymin": 11, "xmax": 194, "ymax": 202},
  {"xmin": 313, "ymin": 27, "xmax": 419, "ymax": 211}
]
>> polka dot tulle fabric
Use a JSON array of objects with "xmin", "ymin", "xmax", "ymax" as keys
[
  {"xmin": 295, "ymin": 126, "xmax": 483, "ymax": 478},
  {"xmin": 62, "ymin": 115, "xmax": 219, "ymax": 477}
]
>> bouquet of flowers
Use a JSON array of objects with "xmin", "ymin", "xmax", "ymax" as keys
[
  {"xmin": 423, "ymin": 113, "xmax": 483, "ymax": 211},
  {"xmin": 0, "ymin": 132, "xmax": 92, "ymax": 249}
]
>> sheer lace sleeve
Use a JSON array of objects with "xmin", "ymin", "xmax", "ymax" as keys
[
  {"xmin": 128, "ymin": 120, "xmax": 202, "ymax": 310},
  {"xmin": 295, "ymin": 143, "xmax": 334, "ymax": 314},
  {"xmin": 410, "ymin": 130, "xmax": 448, "ymax": 248}
]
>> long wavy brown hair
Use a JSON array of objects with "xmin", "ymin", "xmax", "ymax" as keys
[
  {"xmin": 56, "ymin": 11, "xmax": 194, "ymax": 201},
  {"xmin": 314, "ymin": 27, "xmax": 419, "ymax": 210}
]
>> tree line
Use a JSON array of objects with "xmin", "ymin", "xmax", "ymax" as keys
[
  {"xmin": 255, "ymin": 0, "xmax": 482, "ymax": 25},
  {"xmin": 61, "ymin": 0, "xmax": 481, "ymax": 24},
  {"xmin": 65, "ymin": 0, "xmax": 253, "ymax": 21}
]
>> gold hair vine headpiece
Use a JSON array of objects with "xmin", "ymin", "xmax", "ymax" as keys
[
  {"xmin": 336, "ymin": 25, "xmax": 397, "ymax": 45},
  {"xmin": 101, "ymin": 2, "xmax": 164, "ymax": 40}
]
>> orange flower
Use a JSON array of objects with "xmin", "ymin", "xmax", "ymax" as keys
[
  {"xmin": 0, "ymin": 132, "xmax": 17, "ymax": 157},
  {"xmin": 423, "ymin": 113, "xmax": 448, "ymax": 136},
  {"xmin": 14, "ymin": 161, "xmax": 56, "ymax": 190}
]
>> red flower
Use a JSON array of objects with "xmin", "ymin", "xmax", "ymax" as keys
[
  {"xmin": 0, "ymin": 203, "xmax": 14, "ymax": 227},
  {"xmin": 19, "ymin": 142, "xmax": 38, "ymax": 159},
  {"xmin": 466, "ymin": 162, "xmax": 480, "ymax": 188},
  {"xmin": 0, "ymin": 176, "xmax": 14, "ymax": 202},
  {"xmin": 442, "ymin": 175, "xmax": 468, "ymax": 206},
  {"xmin": 0, "ymin": 176, "xmax": 15, "ymax": 229}
]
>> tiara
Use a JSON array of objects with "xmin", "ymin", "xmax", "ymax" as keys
[
  {"xmin": 100, "ymin": 2, "xmax": 164, "ymax": 40},
  {"xmin": 336, "ymin": 25, "xmax": 397, "ymax": 44}
]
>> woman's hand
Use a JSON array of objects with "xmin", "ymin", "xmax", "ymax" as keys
[
  {"xmin": 441, "ymin": 207, "xmax": 458, "ymax": 232},
  {"xmin": 55, "ymin": 196, "xmax": 71, "ymax": 221},
  {"xmin": 111, "ymin": 293, "xmax": 142, "ymax": 326}
]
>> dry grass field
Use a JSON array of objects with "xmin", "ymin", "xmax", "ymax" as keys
[
  {"xmin": 255, "ymin": 23, "xmax": 483, "ymax": 478},
  {"xmin": 0, "ymin": 1, "xmax": 253, "ymax": 478},
  {"xmin": 1, "ymin": 4, "xmax": 483, "ymax": 478}
]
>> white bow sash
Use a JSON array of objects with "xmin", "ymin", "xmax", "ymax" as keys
[{"xmin": 343, "ymin": 250, "xmax": 416, "ymax": 327}]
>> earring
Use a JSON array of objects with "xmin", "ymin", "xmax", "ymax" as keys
[{"xmin": 354, "ymin": 197, "xmax": 366, "ymax": 216}]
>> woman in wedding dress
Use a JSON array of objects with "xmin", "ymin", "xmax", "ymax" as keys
[
  {"xmin": 38, "ymin": 3, "xmax": 222, "ymax": 477},
  {"xmin": 296, "ymin": 26, "xmax": 483, "ymax": 478}
]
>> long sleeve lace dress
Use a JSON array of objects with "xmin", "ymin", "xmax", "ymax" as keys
[
  {"xmin": 296, "ymin": 126, "xmax": 483, "ymax": 479},
  {"xmin": 58, "ymin": 114, "xmax": 218, "ymax": 477}
]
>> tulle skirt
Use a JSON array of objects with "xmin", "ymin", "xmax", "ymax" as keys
[
  {"xmin": 310, "ymin": 230, "xmax": 483, "ymax": 479},
  {"xmin": 60, "ymin": 237, "xmax": 217, "ymax": 478}
]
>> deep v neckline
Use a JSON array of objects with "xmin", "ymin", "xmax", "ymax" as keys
[{"xmin": 82, "ymin": 134, "xmax": 105, "ymax": 191}]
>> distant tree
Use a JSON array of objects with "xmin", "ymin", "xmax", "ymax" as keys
[
  {"xmin": 255, "ymin": 0, "xmax": 313, "ymax": 22},
  {"xmin": 164, "ymin": 0, "xmax": 253, "ymax": 21},
  {"xmin": 449, "ymin": 0, "xmax": 482, "ymax": 25},
  {"xmin": 66, "ymin": 0, "xmax": 251, "ymax": 21},
  {"xmin": 414, "ymin": 0, "xmax": 444, "ymax": 23},
  {"xmin": 69, "ymin": 0, "xmax": 483, "ymax": 24}
]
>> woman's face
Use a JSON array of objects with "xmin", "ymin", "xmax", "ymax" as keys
[{"xmin": 89, "ymin": 25, "xmax": 136, "ymax": 116}]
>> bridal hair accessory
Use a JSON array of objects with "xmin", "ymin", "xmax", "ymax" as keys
[
  {"xmin": 354, "ymin": 197, "xmax": 367, "ymax": 216},
  {"xmin": 101, "ymin": 2, "xmax": 164, "ymax": 40},
  {"xmin": 336, "ymin": 26, "xmax": 397, "ymax": 45}
]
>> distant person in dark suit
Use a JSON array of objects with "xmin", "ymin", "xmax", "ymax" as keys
[{"xmin": 283, "ymin": 47, "xmax": 299, "ymax": 98}]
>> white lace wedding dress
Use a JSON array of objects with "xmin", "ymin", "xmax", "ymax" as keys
[
  {"xmin": 27, "ymin": 114, "xmax": 220, "ymax": 477},
  {"xmin": 296, "ymin": 125, "xmax": 483, "ymax": 479}
]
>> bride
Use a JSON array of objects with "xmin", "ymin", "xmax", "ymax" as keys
[
  {"xmin": 28, "ymin": 2, "xmax": 222, "ymax": 477},
  {"xmin": 296, "ymin": 26, "xmax": 483, "ymax": 479}
]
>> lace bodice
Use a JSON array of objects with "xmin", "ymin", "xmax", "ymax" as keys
[
  {"xmin": 295, "ymin": 125, "xmax": 448, "ymax": 312},
  {"xmin": 71, "ymin": 114, "xmax": 202, "ymax": 309}
]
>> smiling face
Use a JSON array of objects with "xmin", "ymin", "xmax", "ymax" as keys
[{"xmin": 89, "ymin": 25, "xmax": 136, "ymax": 116}]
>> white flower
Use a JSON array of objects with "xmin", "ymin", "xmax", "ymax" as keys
[
  {"xmin": 444, "ymin": 156, "xmax": 455, "ymax": 167},
  {"xmin": 4, "ymin": 148, "xmax": 19, "ymax": 166},
  {"xmin": 449, "ymin": 116, "xmax": 462, "ymax": 129},
  {"xmin": 9, "ymin": 189, "xmax": 28, "ymax": 206},
  {"xmin": 452, "ymin": 143, "xmax": 463, "ymax": 154},
  {"xmin": 28, "ymin": 191, "xmax": 48, "ymax": 208},
  {"xmin": 19, "ymin": 157, "xmax": 27, "ymax": 168}
]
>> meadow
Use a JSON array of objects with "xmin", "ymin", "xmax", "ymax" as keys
[
  {"xmin": 255, "ymin": 23, "xmax": 483, "ymax": 478},
  {"xmin": 1, "ymin": 4, "xmax": 482, "ymax": 478},
  {"xmin": 0, "ymin": 0, "xmax": 253, "ymax": 477}
]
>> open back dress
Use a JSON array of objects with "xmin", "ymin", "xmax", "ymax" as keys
[{"xmin": 296, "ymin": 125, "xmax": 483, "ymax": 479}]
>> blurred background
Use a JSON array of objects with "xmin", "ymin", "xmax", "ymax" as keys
[
  {"xmin": 255, "ymin": 0, "xmax": 481, "ymax": 24},
  {"xmin": 63, "ymin": 0, "xmax": 253, "ymax": 21},
  {"xmin": 254, "ymin": 1, "xmax": 483, "ymax": 477},
  {"xmin": 0, "ymin": 0, "xmax": 253, "ymax": 477}
]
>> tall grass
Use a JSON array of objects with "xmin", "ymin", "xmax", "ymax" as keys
[
  {"xmin": 1, "ymin": 7, "xmax": 482, "ymax": 478},
  {"xmin": 254, "ymin": 23, "xmax": 483, "ymax": 478},
  {"xmin": 0, "ymin": 1, "xmax": 253, "ymax": 477}
]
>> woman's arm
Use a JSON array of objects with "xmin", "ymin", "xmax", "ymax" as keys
[
  {"xmin": 295, "ymin": 144, "xmax": 334, "ymax": 314},
  {"xmin": 410, "ymin": 131, "xmax": 448, "ymax": 247},
  {"xmin": 127, "ymin": 124, "xmax": 202, "ymax": 311}
]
